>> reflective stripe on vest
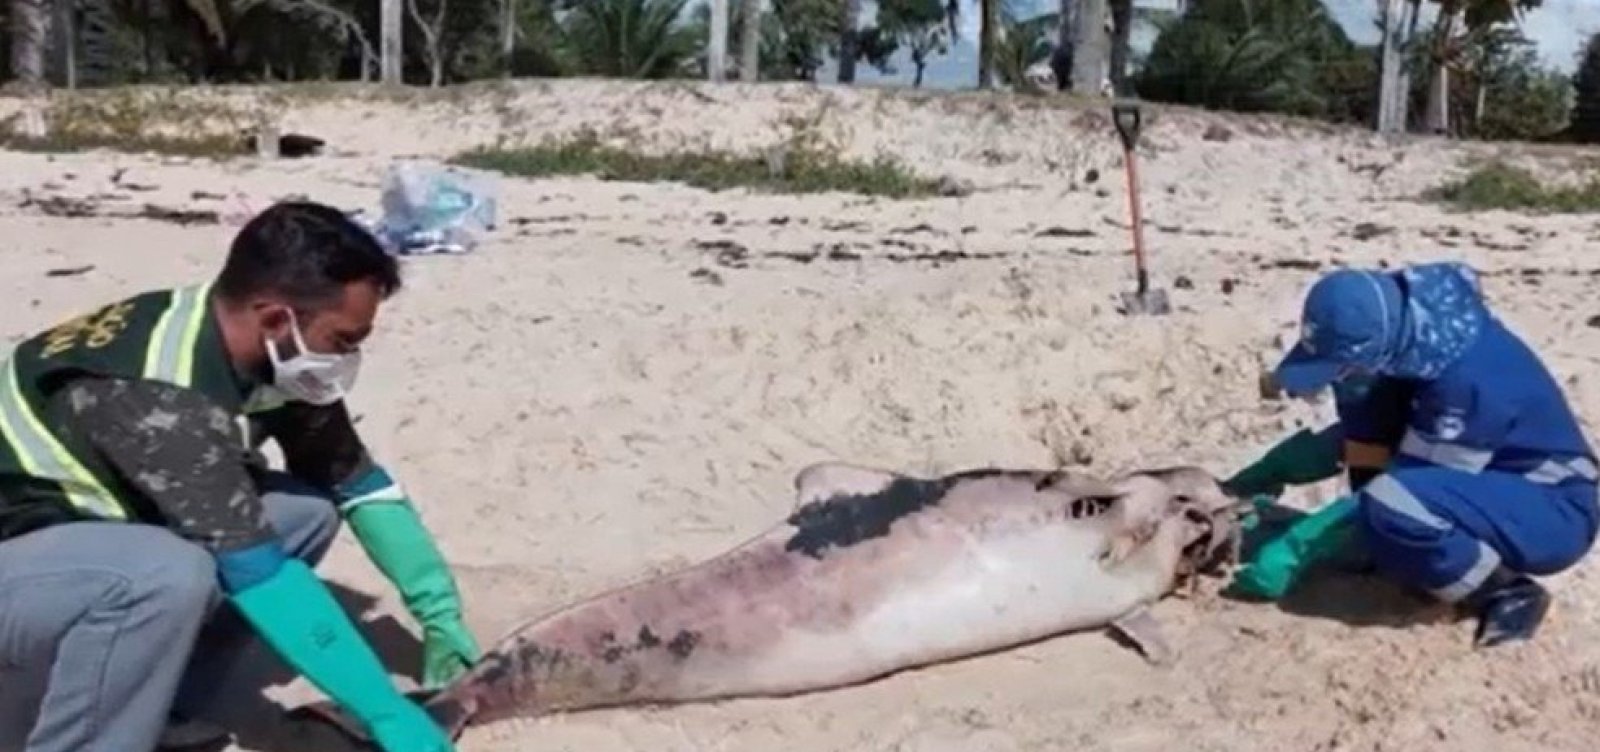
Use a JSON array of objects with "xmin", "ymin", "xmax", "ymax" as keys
[
  {"xmin": 0, "ymin": 284, "xmax": 213, "ymax": 519},
  {"xmin": 1524, "ymin": 456, "xmax": 1600, "ymax": 486},
  {"xmin": 0, "ymin": 358, "xmax": 124, "ymax": 519},
  {"xmin": 143, "ymin": 283, "xmax": 212, "ymax": 387},
  {"xmin": 1399, "ymin": 429, "xmax": 1494, "ymax": 474}
]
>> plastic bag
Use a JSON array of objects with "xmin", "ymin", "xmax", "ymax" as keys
[{"xmin": 364, "ymin": 162, "xmax": 498, "ymax": 256}]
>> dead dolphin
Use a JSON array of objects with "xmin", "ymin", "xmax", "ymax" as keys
[{"xmin": 291, "ymin": 462, "xmax": 1240, "ymax": 742}]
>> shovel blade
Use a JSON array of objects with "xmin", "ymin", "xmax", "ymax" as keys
[{"xmin": 1118, "ymin": 287, "xmax": 1171, "ymax": 315}]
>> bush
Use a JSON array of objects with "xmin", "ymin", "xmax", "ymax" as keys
[
  {"xmin": 1425, "ymin": 160, "xmax": 1600, "ymax": 213},
  {"xmin": 1134, "ymin": 0, "xmax": 1368, "ymax": 121},
  {"xmin": 452, "ymin": 130, "xmax": 945, "ymax": 198},
  {"xmin": 1571, "ymin": 32, "xmax": 1600, "ymax": 142}
]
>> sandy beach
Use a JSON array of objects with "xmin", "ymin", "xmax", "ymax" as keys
[{"xmin": 3, "ymin": 80, "xmax": 1599, "ymax": 751}]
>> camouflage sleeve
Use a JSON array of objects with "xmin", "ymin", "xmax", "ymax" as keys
[
  {"xmin": 253, "ymin": 399, "xmax": 377, "ymax": 491},
  {"xmin": 49, "ymin": 376, "xmax": 275, "ymax": 554}
]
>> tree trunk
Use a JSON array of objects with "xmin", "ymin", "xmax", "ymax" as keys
[
  {"xmin": 1397, "ymin": 0, "xmax": 1420, "ymax": 129},
  {"xmin": 1376, "ymin": 0, "xmax": 1404, "ymax": 132},
  {"xmin": 836, "ymin": 0, "xmax": 860, "ymax": 83},
  {"xmin": 1423, "ymin": 4, "xmax": 1457, "ymax": 135},
  {"xmin": 1070, "ymin": 0, "xmax": 1108, "ymax": 96},
  {"xmin": 1108, "ymin": 0, "xmax": 1131, "ymax": 94},
  {"xmin": 9, "ymin": 0, "xmax": 52, "ymax": 88},
  {"xmin": 141, "ymin": 0, "xmax": 153, "ymax": 80},
  {"xmin": 977, "ymin": 0, "xmax": 995, "ymax": 89},
  {"xmin": 501, "ymin": 0, "xmax": 516, "ymax": 76},
  {"xmin": 709, "ymin": 0, "xmax": 728, "ymax": 81},
  {"xmin": 381, "ymin": 0, "xmax": 402, "ymax": 84},
  {"xmin": 739, "ymin": 0, "xmax": 760, "ymax": 81},
  {"xmin": 1473, "ymin": 79, "xmax": 1486, "ymax": 130},
  {"xmin": 405, "ymin": 0, "xmax": 447, "ymax": 87},
  {"xmin": 1425, "ymin": 65, "xmax": 1449, "ymax": 134},
  {"xmin": 914, "ymin": 56, "xmax": 925, "ymax": 88},
  {"xmin": 1051, "ymin": 0, "xmax": 1075, "ymax": 92},
  {"xmin": 54, "ymin": 0, "xmax": 76, "ymax": 89}
]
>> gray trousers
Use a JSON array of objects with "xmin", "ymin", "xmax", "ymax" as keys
[{"xmin": 0, "ymin": 472, "xmax": 340, "ymax": 752}]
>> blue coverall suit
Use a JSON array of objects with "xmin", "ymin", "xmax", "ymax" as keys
[
  {"xmin": 1339, "ymin": 318, "xmax": 1599, "ymax": 602},
  {"xmin": 1273, "ymin": 262, "xmax": 1599, "ymax": 636}
]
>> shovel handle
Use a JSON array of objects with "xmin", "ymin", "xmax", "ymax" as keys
[{"xmin": 1122, "ymin": 136, "xmax": 1148, "ymax": 279}]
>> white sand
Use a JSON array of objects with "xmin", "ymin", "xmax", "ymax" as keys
[{"xmin": 3, "ymin": 81, "xmax": 1599, "ymax": 752}]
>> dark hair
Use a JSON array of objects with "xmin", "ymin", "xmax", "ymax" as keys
[{"xmin": 215, "ymin": 200, "xmax": 401, "ymax": 311}]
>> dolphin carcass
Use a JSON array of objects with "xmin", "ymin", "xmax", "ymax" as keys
[{"xmin": 292, "ymin": 461, "xmax": 1244, "ymax": 742}]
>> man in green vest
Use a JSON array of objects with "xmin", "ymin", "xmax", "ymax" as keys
[{"xmin": 0, "ymin": 201, "xmax": 478, "ymax": 752}]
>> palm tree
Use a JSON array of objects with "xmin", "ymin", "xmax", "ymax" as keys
[
  {"xmin": 1135, "ymin": 0, "xmax": 1351, "ymax": 116},
  {"xmin": 879, "ymin": 0, "xmax": 957, "ymax": 87},
  {"xmin": 1421, "ymin": 0, "xmax": 1541, "ymax": 135},
  {"xmin": 561, "ymin": 0, "xmax": 698, "ymax": 78},
  {"xmin": 993, "ymin": 3, "xmax": 1053, "ymax": 89}
]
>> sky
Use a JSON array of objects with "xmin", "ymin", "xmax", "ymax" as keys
[{"xmin": 810, "ymin": 0, "xmax": 1600, "ymax": 90}]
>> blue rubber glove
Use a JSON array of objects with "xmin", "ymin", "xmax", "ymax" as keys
[
  {"xmin": 339, "ymin": 467, "xmax": 480, "ymax": 690},
  {"xmin": 347, "ymin": 500, "xmax": 480, "ymax": 689},
  {"xmin": 227, "ymin": 555, "xmax": 454, "ymax": 752},
  {"xmin": 1228, "ymin": 495, "xmax": 1364, "ymax": 600}
]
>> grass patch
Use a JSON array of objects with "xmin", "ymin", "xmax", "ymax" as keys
[
  {"xmin": 1425, "ymin": 160, "xmax": 1600, "ymax": 213},
  {"xmin": 0, "ymin": 126, "xmax": 246, "ymax": 158},
  {"xmin": 451, "ymin": 130, "xmax": 947, "ymax": 199},
  {"xmin": 0, "ymin": 88, "xmax": 261, "ymax": 159}
]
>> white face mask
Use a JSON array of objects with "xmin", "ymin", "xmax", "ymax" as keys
[{"xmin": 264, "ymin": 310, "xmax": 361, "ymax": 406}]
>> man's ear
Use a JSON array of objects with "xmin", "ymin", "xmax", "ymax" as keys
[{"xmin": 250, "ymin": 300, "xmax": 300, "ymax": 346}]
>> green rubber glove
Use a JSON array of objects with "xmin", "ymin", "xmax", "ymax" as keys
[
  {"xmin": 1223, "ymin": 426, "xmax": 1344, "ymax": 499},
  {"xmin": 1228, "ymin": 495, "xmax": 1362, "ymax": 600},
  {"xmin": 346, "ymin": 500, "xmax": 481, "ymax": 689},
  {"xmin": 229, "ymin": 558, "xmax": 454, "ymax": 752}
]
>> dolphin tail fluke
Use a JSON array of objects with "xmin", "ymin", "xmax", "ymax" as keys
[{"xmin": 288, "ymin": 688, "xmax": 473, "ymax": 746}]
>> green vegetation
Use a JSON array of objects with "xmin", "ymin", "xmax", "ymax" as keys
[
  {"xmin": 1129, "ymin": 0, "xmax": 1567, "ymax": 137},
  {"xmin": 1570, "ymin": 31, "xmax": 1600, "ymax": 143},
  {"xmin": 1136, "ymin": 0, "xmax": 1367, "ymax": 122},
  {"xmin": 452, "ymin": 129, "xmax": 943, "ymax": 198},
  {"xmin": 0, "ymin": 89, "xmax": 259, "ymax": 158},
  {"xmin": 0, "ymin": 0, "xmax": 931, "ymax": 88},
  {"xmin": 0, "ymin": 124, "xmax": 244, "ymax": 158},
  {"xmin": 3, "ymin": 0, "xmax": 1599, "ymax": 150},
  {"xmin": 1426, "ymin": 160, "xmax": 1600, "ymax": 213}
]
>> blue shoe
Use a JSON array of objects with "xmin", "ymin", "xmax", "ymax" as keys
[{"xmin": 1464, "ymin": 568, "xmax": 1551, "ymax": 648}]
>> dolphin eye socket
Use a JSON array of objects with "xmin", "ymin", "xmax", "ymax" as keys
[{"xmin": 1068, "ymin": 496, "xmax": 1117, "ymax": 519}]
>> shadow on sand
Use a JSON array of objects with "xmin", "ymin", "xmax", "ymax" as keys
[
  {"xmin": 1218, "ymin": 508, "xmax": 1463, "ymax": 631},
  {"xmin": 176, "ymin": 581, "xmax": 420, "ymax": 752}
]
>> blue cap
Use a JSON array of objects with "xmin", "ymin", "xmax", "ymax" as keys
[{"xmin": 1273, "ymin": 269, "xmax": 1399, "ymax": 396}]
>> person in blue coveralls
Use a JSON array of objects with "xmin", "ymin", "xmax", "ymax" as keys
[{"xmin": 1222, "ymin": 261, "xmax": 1599, "ymax": 647}]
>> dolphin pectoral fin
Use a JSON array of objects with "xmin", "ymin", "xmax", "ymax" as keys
[
  {"xmin": 792, "ymin": 462, "xmax": 900, "ymax": 508},
  {"xmin": 1108, "ymin": 606, "xmax": 1175, "ymax": 667}
]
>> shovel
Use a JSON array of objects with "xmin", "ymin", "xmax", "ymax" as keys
[{"xmin": 1111, "ymin": 99, "xmax": 1170, "ymax": 316}]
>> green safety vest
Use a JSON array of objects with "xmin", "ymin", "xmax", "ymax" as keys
[{"xmin": 0, "ymin": 282, "xmax": 256, "ymax": 536}]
